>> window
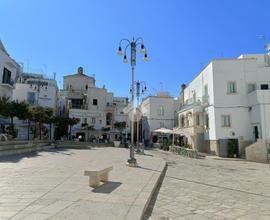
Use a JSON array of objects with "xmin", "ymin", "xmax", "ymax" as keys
[
  {"xmin": 160, "ymin": 122, "xmax": 164, "ymax": 127},
  {"xmin": 227, "ymin": 82, "xmax": 237, "ymax": 94},
  {"xmin": 84, "ymin": 118, "xmax": 87, "ymax": 124},
  {"xmin": 91, "ymin": 117, "xmax": 96, "ymax": 124},
  {"xmin": 180, "ymin": 115, "xmax": 185, "ymax": 127},
  {"xmin": 71, "ymin": 99, "xmax": 83, "ymax": 109},
  {"xmin": 2, "ymin": 68, "xmax": 11, "ymax": 84},
  {"xmin": 204, "ymin": 85, "xmax": 208, "ymax": 96},
  {"xmin": 93, "ymin": 99, "xmax": 98, "ymax": 105},
  {"xmin": 158, "ymin": 106, "xmax": 165, "ymax": 116},
  {"xmin": 99, "ymin": 120, "xmax": 102, "ymax": 124},
  {"xmin": 205, "ymin": 114, "xmax": 209, "ymax": 129},
  {"xmin": 221, "ymin": 115, "xmax": 231, "ymax": 127},
  {"xmin": 247, "ymin": 83, "xmax": 256, "ymax": 93},
  {"xmin": 27, "ymin": 92, "xmax": 35, "ymax": 105},
  {"xmin": 196, "ymin": 114, "xmax": 200, "ymax": 126},
  {"xmin": 261, "ymin": 84, "xmax": 269, "ymax": 90},
  {"xmin": 186, "ymin": 112, "xmax": 192, "ymax": 126},
  {"xmin": 85, "ymin": 85, "xmax": 88, "ymax": 90}
]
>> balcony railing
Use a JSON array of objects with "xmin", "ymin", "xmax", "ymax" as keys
[
  {"xmin": 180, "ymin": 96, "xmax": 209, "ymax": 111},
  {"xmin": 69, "ymin": 104, "xmax": 88, "ymax": 110}
]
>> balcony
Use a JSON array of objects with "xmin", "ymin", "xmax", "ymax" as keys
[
  {"xmin": 65, "ymin": 90, "xmax": 87, "ymax": 99},
  {"xmin": 179, "ymin": 96, "xmax": 209, "ymax": 113},
  {"xmin": 105, "ymin": 103, "xmax": 116, "ymax": 112},
  {"xmin": 68, "ymin": 103, "xmax": 88, "ymax": 110}
]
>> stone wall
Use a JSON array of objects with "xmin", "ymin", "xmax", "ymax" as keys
[
  {"xmin": 210, "ymin": 140, "xmax": 219, "ymax": 155},
  {"xmin": 0, "ymin": 140, "xmax": 54, "ymax": 157},
  {"xmin": 245, "ymin": 139, "xmax": 269, "ymax": 163},
  {"xmin": 55, "ymin": 141, "xmax": 113, "ymax": 148},
  {"xmin": 239, "ymin": 140, "xmax": 253, "ymax": 158}
]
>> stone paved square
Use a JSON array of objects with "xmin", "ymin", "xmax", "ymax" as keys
[
  {"xmin": 0, "ymin": 147, "xmax": 165, "ymax": 220},
  {"xmin": 146, "ymin": 151, "xmax": 270, "ymax": 220}
]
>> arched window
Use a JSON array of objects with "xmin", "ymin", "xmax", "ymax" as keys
[
  {"xmin": 186, "ymin": 112, "xmax": 192, "ymax": 127},
  {"xmin": 106, "ymin": 113, "xmax": 113, "ymax": 126},
  {"xmin": 180, "ymin": 115, "xmax": 185, "ymax": 127}
]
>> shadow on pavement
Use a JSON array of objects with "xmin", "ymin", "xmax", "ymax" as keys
[
  {"xmin": 92, "ymin": 181, "xmax": 122, "ymax": 194},
  {"xmin": 0, "ymin": 151, "xmax": 41, "ymax": 163},
  {"xmin": 0, "ymin": 147, "xmax": 81, "ymax": 163}
]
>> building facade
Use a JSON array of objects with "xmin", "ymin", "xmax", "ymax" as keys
[
  {"xmin": 13, "ymin": 73, "xmax": 59, "ymax": 111},
  {"xmin": 0, "ymin": 40, "xmax": 20, "ymax": 99},
  {"xmin": 62, "ymin": 67, "xmax": 129, "ymax": 141},
  {"xmin": 12, "ymin": 72, "xmax": 59, "ymax": 139},
  {"xmin": 140, "ymin": 92, "xmax": 179, "ymax": 143},
  {"xmin": 176, "ymin": 53, "xmax": 270, "ymax": 156}
]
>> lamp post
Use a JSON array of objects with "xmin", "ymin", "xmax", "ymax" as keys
[
  {"xmin": 117, "ymin": 37, "xmax": 148, "ymax": 167},
  {"xmin": 135, "ymin": 81, "xmax": 147, "ymax": 152}
]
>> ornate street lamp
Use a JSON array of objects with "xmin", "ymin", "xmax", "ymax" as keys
[
  {"xmin": 135, "ymin": 81, "xmax": 147, "ymax": 153},
  {"xmin": 117, "ymin": 37, "xmax": 148, "ymax": 167}
]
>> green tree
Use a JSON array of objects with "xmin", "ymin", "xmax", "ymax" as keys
[
  {"xmin": 31, "ymin": 106, "xmax": 51, "ymax": 140},
  {"xmin": 0, "ymin": 97, "xmax": 10, "ymax": 117},
  {"xmin": 25, "ymin": 107, "xmax": 34, "ymax": 140},
  {"xmin": 114, "ymin": 121, "xmax": 126, "ymax": 141},
  {"xmin": 43, "ymin": 107, "xmax": 54, "ymax": 140},
  {"xmin": 0, "ymin": 99, "xmax": 31, "ymax": 138},
  {"xmin": 52, "ymin": 116, "xmax": 80, "ymax": 140},
  {"xmin": 68, "ymin": 117, "xmax": 80, "ymax": 140}
]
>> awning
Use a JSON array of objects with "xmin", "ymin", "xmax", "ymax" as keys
[
  {"xmin": 153, "ymin": 128, "xmax": 173, "ymax": 134},
  {"xmin": 172, "ymin": 128, "xmax": 193, "ymax": 137}
]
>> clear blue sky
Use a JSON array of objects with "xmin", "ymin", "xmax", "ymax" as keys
[{"xmin": 0, "ymin": 0, "xmax": 269, "ymax": 97}]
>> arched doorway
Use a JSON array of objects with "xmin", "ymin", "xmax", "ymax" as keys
[{"xmin": 106, "ymin": 112, "xmax": 113, "ymax": 126}]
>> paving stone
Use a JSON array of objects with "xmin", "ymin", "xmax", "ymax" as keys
[
  {"xmin": 0, "ymin": 147, "xmax": 165, "ymax": 220},
  {"xmin": 146, "ymin": 150, "xmax": 270, "ymax": 220}
]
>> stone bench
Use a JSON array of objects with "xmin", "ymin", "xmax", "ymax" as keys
[{"xmin": 84, "ymin": 166, "xmax": 113, "ymax": 187}]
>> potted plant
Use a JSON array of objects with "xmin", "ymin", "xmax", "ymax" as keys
[{"xmin": 113, "ymin": 139, "xmax": 121, "ymax": 147}]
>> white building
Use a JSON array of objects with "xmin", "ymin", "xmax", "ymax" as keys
[
  {"xmin": 13, "ymin": 73, "xmax": 59, "ymax": 111},
  {"xmin": 62, "ymin": 67, "xmax": 129, "ymax": 141},
  {"xmin": 12, "ymin": 73, "xmax": 59, "ymax": 139},
  {"xmin": 140, "ymin": 92, "xmax": 179, "ymax": 143},
  {"xmin": 176, "ymin": 52, "xmax": 270, "ymax": 157},
  {"xmin": 0, "ymin": 40, "xmax": 20, "ymax": 99}
]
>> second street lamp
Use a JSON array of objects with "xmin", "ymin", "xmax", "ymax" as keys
[
  {"xmin": 117, "ymin": 37, "xmax": 148, "ymax": 167},
  {"xmin": 135, "ymin": 80, "xmax": 147, "ymax": 153}
]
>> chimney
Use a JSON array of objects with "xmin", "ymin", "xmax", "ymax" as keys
[
  {"xmin": 180, "ymin": 84, "xmax": 186, "ymax": 106},
  {"xmin": 77, "ymin": 66, "xmax": 83, "ymax": 75}
]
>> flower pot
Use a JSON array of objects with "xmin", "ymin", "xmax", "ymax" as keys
[{"xmin": 113, "ymin": 141, "xmax": 121, "ymax": 147}]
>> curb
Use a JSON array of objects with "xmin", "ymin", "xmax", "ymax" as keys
[{"xmin": 141, "ymin": 161, "xmax": 168, "ymax": 220}]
